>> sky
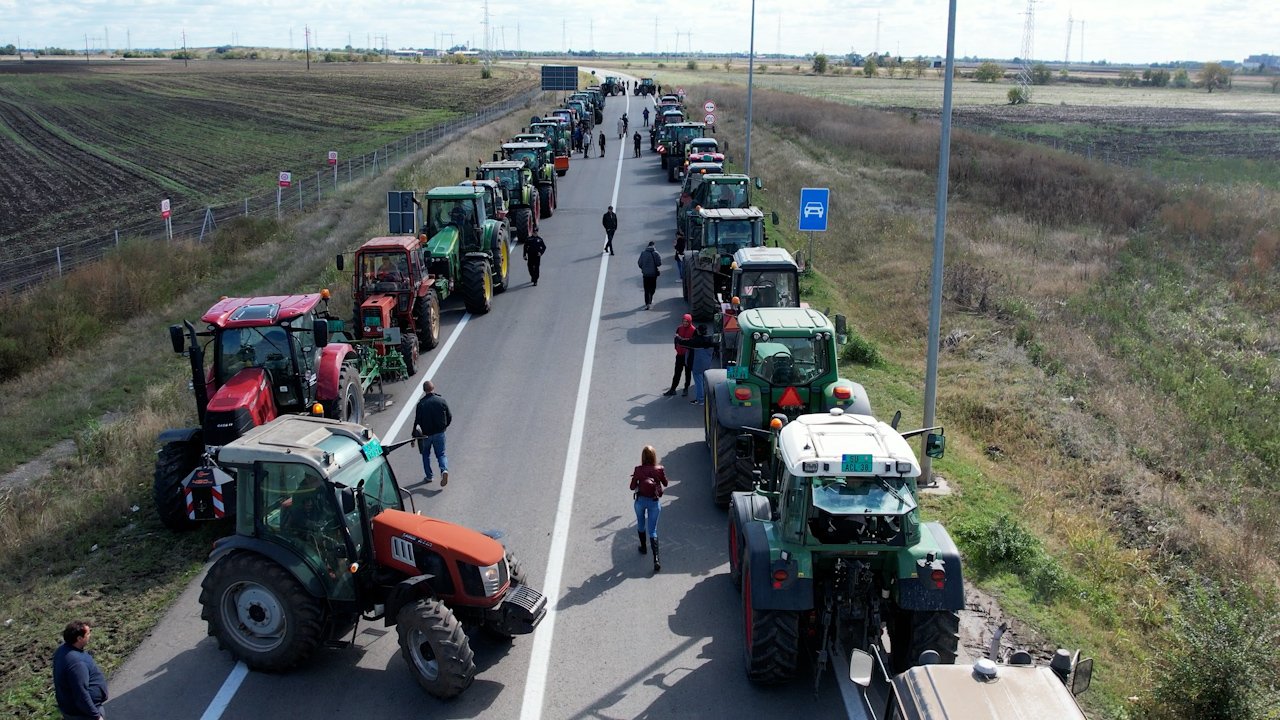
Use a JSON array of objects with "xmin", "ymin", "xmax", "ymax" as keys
[{"xmin": 4, "ymin": 0, "xmax": 1272, "ymax": 65}]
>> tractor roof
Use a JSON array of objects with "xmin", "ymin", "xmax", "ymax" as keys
[
  {"xmin": 426, "ymin": 185, "xmax": 485, "ymax": 200},
  {"xmin": 201, "ymin": 293, "xmax": 323, "ymax": 329},
  {"xmin": 698, "ymin": 207, "xmax": 764, "ymax": 220},
  {"xmin": 481, "ymin": 160, "xmax": 526, "ymax": 170},
  {"xmin": 733, "ymin": 246, "xmax": 797, "ymax": 268},
  {"xmin": 512, "ymin": 133, "xmax": 545, "ymax": 142},
  {"xmin": 703, "ymin": 173, "xmax": 750, "ymax": 184},
  {"xmin": 216, "ymin": 415, "xmax": 377, "ymax": 479},
  {"xmin": 503, "ymin": 141, "xmax": 548, "ymax": 150},
  {"xmin": 892, "ymin": 663, "xmax": 1087, "ymax": 719},
  {"xmin": 458, "ymin": 179, "xmax": 500, "ymax": 192},
  {"xmin": 359, "ymin": 236, "xmax": 421, "ymax": 252},
  {"xmin": 687, "ymin": 162, "xmax": 725, "ymax": 175},
  {"xmin": 738, "ymin": 307, "xmax": 833, "ymax": 335},
  {"xmin": 777, "ymin": 408, "xmax": 921, "ymax": 479},
  {"xmin": 670, "ymin": 121, "xmax": 706, "ymax": 129},
  {"xmin": 690, "ymin": 137, "xmax": 719, "ymax": 146}
]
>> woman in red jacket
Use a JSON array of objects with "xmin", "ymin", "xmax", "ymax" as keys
[{"xmin": 630, "ymin": 445, "xmax": 669, "ymax": 573}]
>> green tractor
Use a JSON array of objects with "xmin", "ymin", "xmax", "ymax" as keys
[
  {"xmin": 528, "ymin": 119, "xmax": 571, "ymax": 176},
  {"xmin": 472, "ymin": 160, "xmax": 541, "ymax": 243},
  {"xmin": 726, "ymin": 407, "xmax": 961, "ymax": 687},
  {"xmin": 501, "ymin": 141, "xmax": 558, "ymax": 220},
  {"xmin": 702, "ymin": 307, "xmax": 864, "ymax": 505},
  {"xmin": 681, "ymin": 207, "xmax": 767, "ymax": 321},
  {"xmin": 602, "ymin": 75, "xmax": 624, "ymax": 95},
  {"xmin": 658, "ymin": 122, "xmax": 707, "ymax": 182},
  {"xmin": 676, "ymin": 173, "xmax": 756, "ymax": 248},
  {"xmin": 715, "ymin": 246, "xmax": 802, "ymax": 365},
  {"xmin": 635, "ymin": 77, "xmax": 657, "ymax": 96}
]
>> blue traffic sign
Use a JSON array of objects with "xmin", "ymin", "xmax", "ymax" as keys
[{"xmin": 798, "ymin": 187, "xmax": 829, "ymax": 232}]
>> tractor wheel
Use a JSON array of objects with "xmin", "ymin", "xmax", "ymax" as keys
[
  {"xmin": 741, "ymin": 557, "xmax": 800, "ymax": 684},
  {"xmin": 890, "ymin": 609, "xmax": 960, "ymax": 673},
  {"xmin": 200, "ymin": 551, "xmax": 325, "ymax": 671},
  {"xmin": 660, "ymin": 154, "xmax": 668, "ymax": 170},
  {"xmin": 325, "ymin": 367, "xmax": 365, "ymax": 424},
  {"xmin": 689, "ymin": 269, "xmax": 719, "ymax": 322},
  {"xmin": 538, "ymin": 183, "xmax": 554, "ymax": 218},
  {"xmin": 397, "ymin": 598, "xmax": 476, "ymax": 700},
  {"xmin": 511, "ymin": 208, "xmax": 531, "ymax": 244},
  {"xmin": 668, "ymin": 163, "xmax": 677, "ymax": 183},
  {"xmin": 153, "ymin": 439, "xmax": 201, "ymax": 531},
  {"xmin": 493, "ymin": 239, "xmax": 510, "ymax": 294},
  {"xmin": 460, "ymin": 258, "xmax": 493, "ymax": 315},
  {"xmin": 417, "ymin": 290, "xmax": 441, "ymax": 351},
  {"xmin": 484, "ymin": 551, "xmax": 528, "ymax": 641},
  {"xmin": 400, "ymin": 333, "xmax": 419, "ymax": 378},
  {"xmin": 712, "ymin": 409, "xmax": 745, "ymax": 508}
]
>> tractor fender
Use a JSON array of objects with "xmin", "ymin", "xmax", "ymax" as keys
[
  {"xmin": 896, "ymin": 522, "xmax": 966, "ymax": 611},
  {"xmin": 708, "ymin": 371, "xmax": 764, "ymax": 431},
  {"xmin": 824, "ymin": 379, "xmax": 874, "ymax": 416},
  {"xmin": 730, "ymin": 492, "xmax": 772, "ymax": 538},
  {"xmin": 462, "ymin": 251, "xmax": 492, "ymax": 263},
  {"xmin": 480, "ymin": 220, "xmax": 503, "ymax": 251},
  {"xmin": 383, "ymin": 574, "xmax": 437, "ymax": 627},
  {"xmin": 208, "ymin": 541, "xmax": 326, "ymax": 598},
  {"xmin": 317, "ymin": 343, "xmax": 356, "ymax": 402},
  {"xmin": 743, "ymin": 521, "xmax": 813, "ymax": 611},
  {"xmin": 157, "ymin": 427, "xmax": 202, "ymax": 446}
]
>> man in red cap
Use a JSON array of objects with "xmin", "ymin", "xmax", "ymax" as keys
[{"xmin": 664, "ymin": 314, "xmax": 697, "ymax": 397}]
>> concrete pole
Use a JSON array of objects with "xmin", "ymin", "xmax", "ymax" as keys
[{"xmin": 744, "ymin": 0, "xmax": 756, "ymax": 175}]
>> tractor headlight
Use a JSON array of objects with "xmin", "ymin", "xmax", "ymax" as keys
[{"xmin": 480, "ymin": 561, "xmax": 504, "ymax": 596}]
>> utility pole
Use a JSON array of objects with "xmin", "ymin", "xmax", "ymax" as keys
[
  {"xmin": 305, "ymin": 25, "xmax": 310, "ymax": 70},
  {"xmin": 127, "ymin": 28, "xmax": 130, "ymax": 53},
  {"xmin": 290, "ymin": 28, "xmax": 293, "ymax": 50},
  {"xmin": 654, "ymin": 18, "xmax": 658, "ymax": 58},
  {"xmin": 517, "ymin": 22, "xmax": 521, "ymax": 54},
  {"xmin": 483, "ymin": 0, "xmax": 491, "ymax": 71},
  {"xmin": 562, "ymin": 20, "xmax": 566, "ymax": 54},
  {"xmin": 589, "ymin": 18, "xmax": 593, "ymax": 53},
  {"xmin": 182, "ymin": 29, "xmax": 187, "ymax": 67},
  {"xmin": 105, "ymin": 26, "xmax": 109, "ymax": 55},
  {"xmin": 746, "ymin": 0, "xmax": 757, "ymax": 174},
  {"xmin": 84, "ymin": 34, "xmax": 90, "ymax": 62}
]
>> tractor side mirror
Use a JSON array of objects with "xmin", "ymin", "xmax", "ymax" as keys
[
  {"xmin": 465, "ymin": 166, "xmax": 471, "ymax": 178},
  {"xmin": 339, "ymin": 487, "xmax": 357, "ymax": 515},
  {"xmin": 925, "ymin": 432, "xmax": 946, "ymax": 459},
  {"xmin": 770, "ymin": 211, "xmax": 780, "ymax": 226},
  {"xmin": 795, "ymin": 251, "xmax": 806, "ymax": 272},
  {"xmin": 169, "ymin": 324, "xmax": 185, "ymax": 354},
  {"xmin": 849, "ymin": 649, "xmax": 873, "ymax": 687},
  {"xmin": 335, "ymin": 253, "xmax": 345, "ymax": 271},
  {"xmin": 492, "ymin": 152, "xmax": 499, "ymax": 162},
  {"xmin": 313, "ymin": 319, "xmax": 330, "ymax": 348},
  {"xmin": 735, "ymin": 434, "xmax": 755, "ymax": 460},
  {"xmin": 754, "ymin": 177, "xmax": 763, "ymax": 189},
  {"xmin": 1071, "ymin": 657, "xmax": 1094, "ymax": 696},
  {"xmin": 891, "ymin": 410, "xmax": 902, "ymax": 431},
  {"xmin": 834, "ymin": 314, "xmax": 849, "ymax": 345}
]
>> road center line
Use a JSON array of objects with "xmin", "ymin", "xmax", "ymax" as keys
[{"xmin": 519, "ymin": 88, "xmax": 629, "ymax": 720}]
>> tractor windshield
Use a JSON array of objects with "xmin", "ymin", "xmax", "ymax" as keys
[
  {"xmin": 488, "ymin": 167, "xmax": 521, "ymax": 194},
  {"xmin": 738, "ymin": 269, "xmax": 799, "ymax": 310},
  {"xmin": 425, "ymin": 199, "xmax": 478, "ymax": 247},
  {"xmin": 749, "ymin": 336, "xmax": 832, "ymax": 386},
  {"xmin": 672, "ymin": 126, "xmax": 703, "ymax": 146},
  {"xmin": 332, "ymin": 453, "xmax": 403, "ymax": 518},
  {"xmin": 707, "ymin": 183, "xmax": 749, "ymax": 209},
  {"xmin": 357, "ymin": 251, "xmax": 410, "ymax": 292},
  {"xmin": 215, "ymin": 325, "xmax": 294, "ymax": 384},
  {"xmin": 706, "ymin": 219, "xmax": 761, "ymax": 252},
  {"xmin": 507, "ymin": 148, "xmax": 539, "ymax": 169}
]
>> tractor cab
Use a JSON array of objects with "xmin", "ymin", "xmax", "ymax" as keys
[
  {"xmin": 458, "ymin": 179, "xmax": 506, "ymax": 221},
  {"xmin": 724, "ymin": 308, "xmax": 856, "ymax": 420},
  {"xmin": 659, "ymin": 94, "xmax": 682, "ymax": 106},
  {"xmin": 637, "ymin": 77, "xmax": 657, "ymax": 95},
  {"xmin": 679, "ymin": 167, "xmax": 724, "ymax": 210},
  {"xmin": 502, "ymin": 141, "xmax": 552, "ymax": 176},
  {"xmin": 476, "ymin": 161, "xmax": 527, "ymax": 202},
  {"xmin": 689, "ymin": 207, "xmax": 764, "ymax": 252},
  {"xmin": 688, "ymin": 137, "xmax": 720, "ymax": 156},
  {"xmin": 717, "ymin": 247, "xmax": 799, "ymax": 363},
  {"xmin": 424, "ymin": 188, "xmax": 488, "ymax": 254}
]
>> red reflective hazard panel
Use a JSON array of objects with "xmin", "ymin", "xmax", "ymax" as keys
[{"xmin": 778, "ymin": 387, "xmax": 803, "ymax": 407}]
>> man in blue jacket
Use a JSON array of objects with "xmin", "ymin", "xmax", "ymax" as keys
[
  {"xmin": 413, "ymin": 380, "xmax": 453, "ymax": 486},
  {"xmin": 53, "ymin": 620, "xmax": 107, "ymax": 720}
]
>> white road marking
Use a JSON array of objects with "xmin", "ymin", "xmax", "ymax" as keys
[
  {"xmin": 519, "ymin": 88, "xmax": 629, "ymax": 720},
  {"xmin": 199, "ymin": 661, "xmax": 248, "ymax": 720}
]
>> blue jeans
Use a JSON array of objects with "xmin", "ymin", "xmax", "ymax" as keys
[
  {"xmin": 634, "ymin": 496, "xmax": 661, "ymax": 537},
  {"xmin": 693, "ymin": 370, "xmax": 706, "ymax": 402},
  {"xmin": 420, "ymin": 434, "xmax": 447, "ymax": 479}
]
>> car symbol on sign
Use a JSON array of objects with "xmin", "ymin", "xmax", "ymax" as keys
[{"xmin": 803, "ymin": 202, "xmax": 825, "ymax": 219}]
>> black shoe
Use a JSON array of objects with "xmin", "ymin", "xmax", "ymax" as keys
[
  {"xmin": 681, "ymin": 388, "xmax": 688, "ymax": 397},
  {"xmin": 532, "ymin": 280, "xmax": 537, "ymax": 286},
  {"xmin": 663, "ymin": 389, "xmax": 676, "ymax": 396},
  {"xmin": 651, "ymin": 538, "xmax": 661, "ymax": 572}
]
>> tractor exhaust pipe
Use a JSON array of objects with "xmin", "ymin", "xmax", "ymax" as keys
[{"xmin": 177, "ymin": 320, "xmax": 209, "ymax": 423}]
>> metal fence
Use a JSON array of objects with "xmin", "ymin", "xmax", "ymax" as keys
[{"xmin": 0, "ymin": 87, "xmax": 543, "ymax": 294}]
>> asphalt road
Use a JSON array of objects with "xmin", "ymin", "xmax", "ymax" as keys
[{"xmin": 105, "ymin": 80, "xmax": 847, "ymax": 720}]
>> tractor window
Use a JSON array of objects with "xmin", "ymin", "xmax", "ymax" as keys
[
  {"xmin": 258, "ymin": 462, "xmax": 355, "ymax": 600},
  {"xmin": 707, "ymin": 220, "xmax": 759, "ymax": 253},
  {"xmin": 215, "ymin": 326, "xmax": 292, "ymax": 385},
  {"xmin": 739, "ymin": 270, "xmax": 799, "ymax": 310},
  {"xmin": 426, "ymin": 200, "xmax": 474, "ymax": 242},
  {"xmin": 332, "ymin": 454, "xmax": 403, "ymax": 519},
  {"xmin": 750, "ymin": 336, "xmax": 831, "ymax": 386},
  {"xmin": 360, "ymin": 252, "xmax": 410, "ymax": 292},
  {"xmin": 508, "ymin": 148, "xmax": 538, "ymax": 168}
]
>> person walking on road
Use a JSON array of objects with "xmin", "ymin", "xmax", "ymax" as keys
[
  {"xmin": 572, "ymin": 125, "xmax": 583, "ymax": 154},
  {"xmin": 633, "ymin": 131, "xmax": 642, "ymax": 157},
  {"xmin": 598, "ymin": 130, "xmax": 607, "ymax": 157},
  {"xmin": 524, "ymin": 232, "xmax": 547, "ymax": 285},
  {"xmin": 413, "ymin": 380, "xmax": 452, "ymax": 486},
  {"xmin": 642, "ymin": 107, "xmax": 650, "ymax": 126},
  {"xmin": 582, "ymin": 130, "xmax": 592, "ymax": 158},
  {"xmin": 630, "ymin": 444, "xmax": 669, "ymax": 573},
  {"xmin": 664, "ymin": 314, "xmax": 697, "ymax": 397},
  {"xmin": 678, "ymin": 325, "xmax": 717, "ymax": 405},
  {"xmin": 617, "ymin": 117, "xmax": 626, "ymax": 139},
  {"xmin": 637, "ymin": 241, "xmax": 662, "ymax": 310},
  {"xmin": 602, "ymin": 206, "xmax": 618, "ymax": 255},
  {"xmin": 622, "ymin": 113, "xmax": 629, "ymax": 135},
  {"xmin": 53, "ymin": 620, "xmax": 108, "ymax": 720}
]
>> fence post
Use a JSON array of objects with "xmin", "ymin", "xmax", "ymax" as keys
[
  {"xmin": 316, "ymin": 171, "xmax": 321, "ymax": 203},
  {"xmin": 56, "ymin": 246, "xmax": 63, "ymax": 276},
  {"xmin": 244, "ymin": 198, "xmax": 249, "ymax": 216},
  {"xmin": 115, "ymin": 229, "xmax": 120, "ymax": 247},
  {"xmin": 298, "ymin": 179, "xmax": 303, "ymax": 211}
]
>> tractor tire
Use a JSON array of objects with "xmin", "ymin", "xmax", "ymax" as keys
[
  {"xmin": 661, "ymin": 154, "xmax": 668, "ymax": 170},
  {"xmin": 493, "ymin": 239, "xmax": 510, "ymax": 294},
  {"xmin": 511, "ymin": 207, "xmax": 532, "ymax": 244},
  {"xmin": 538, "ymin": 183, "xmax": 554, "ymax": 218},
  {"xmin": 741, "ymin": 557, "xmax": 800, "ymax": 684},
  {"xmin": 325, "ymin": 367, "xmax": 365, "ymax": 425},
  {"xmin": 417, "ymin": 290, "xmax": 441, "ymax": 351},
  {"xmin": 890, "ymin": 609, "xmax": 961, "ymax": 673},
  {"xmin": 668, "ymin": 163, "xmax": 677, "ymax": 183},
  {"xmin": 712, "ymin": 411, "xmax": 744, "ymax": 508},
  {"xmin": 153, "ymin": 439, "xmax": 201, "ymax": 531},
  {"xmin": 200, "ymin": 551, "xmax": 325, "ymax": 671},
  {"xmin": 460, "ymin": 258, "xmax": 493, "ymax": 315},
  {"xmin": 485, "ymin": 551, "xmax": 528, "ymax": 641},
  {"xmin": 397, "ymin": 598, "xmax": 476, "ymax": 700},
  {"xmin": 400, "ymin": 333, "xmax": 419, "ymax": 378},
  {"xmin": 689, "ymin": 269, "xmax": 719, "ymax": 322}
]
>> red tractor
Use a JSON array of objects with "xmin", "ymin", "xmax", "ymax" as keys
[
  {"xmin": 154, "ymin": 292, "xmax": 366, "ymax": 530},
  {"xmin": 343, "ymin": 234, "xmax": 442, "ymax": 377}
]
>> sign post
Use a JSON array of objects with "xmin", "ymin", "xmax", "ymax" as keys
[
  {"xmin": 798, "ymin": 187, "xmax": 829, "ymax": 270},
  {"xmin": 328, "ymin": 151, "xmax": 338, "ymax": 188},
  {"xmin": 161, "ymin": 198, "xmax": 173, "ymax": 242},
  {"xmin": 277, "ymin": 172, "xmax": 292, "ymax": 219}
]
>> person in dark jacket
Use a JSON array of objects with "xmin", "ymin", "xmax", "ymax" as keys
[
  {"xmin": 633, "ymin": 131, "xmax": 642, "ymax": 157},
  {"xmin": 524, "ymin": 233, "xmax": 547, "ymax": 285},
  {"xmin": 637, "ymin": 241, "xmax": 662, "ymax": 309},
  {"xmin": 598, "ymin": 130, "xmax": 607, "ymax": 157},
  {"xmin": 412, "ymin": 380, "xmax": 452, "ymax": 486},
  {"xmin": 602, "ymin": 206, "xmax": 618, "ymax": 255},
  {"xmin": 53, "ymin": 620, "xmax": 107, "ymax": 720},
  {"xmin": 629, "ymin": 444, "xmax": 669, "ymax": 572},
  {"xmin": 642, "ymin": 107, "xmax": 650, "ymax": 126},
  {"xmin": 664, "ymin": 314, "xmax": 697, "ymax": 396},
  {"xmin": 677, "ymin": 324, "xmax": 717, "ymax": 405}
]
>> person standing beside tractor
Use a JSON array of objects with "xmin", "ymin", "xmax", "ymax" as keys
[
  {"xmin": 53, "ymin": 620, "xmax": 108, "ymax": 720},
  {"xmin": 629, "ymin": 444, "xmax": 669, "ymax": 573},
  {"xmin": 524, "ymin": 232, "xmax": 547, "ymax": 286},
  {"xmin": 413, "ymin": 380, "xmax": 452, "ymax": 486},
  {"xmin": 637, "ymin": 241, "xmax": 662, "ymax": 310},
  {"xmin": 602, "ymin": 206, "xmax": 618, "ymax": 256},
  {"xmin": 598, "ymin": 130, "xmax": 607, "ymax": 158},
  {"xmin": 582, "ymin": 131, "xmax": 592, "ymax": 158},
  {"xmin": 633, "ymin": 131, "xmax": 642, "ymax": 158},
  {"xmin": 664, "ymin": 314, "xmax": 697, "ymax": 397},
  {"xmin": 642, "ymin": 107, "xmax": 649, "ymax": 126},
  {"xmin": 617, "ymin": 116, "xmax": 625, "ymax": 139},
  {"xmin": 678, "ymin": 325, "xmax": 716, "ymax": 405}
]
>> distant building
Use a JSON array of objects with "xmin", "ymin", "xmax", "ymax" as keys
[
  {"xmin": 394, "ymin": 49, "xmax": 423, "ymax": 57},
  {"xmin": 1243, "ymin": 53, "xmax": 1279, "ymax": 71}
]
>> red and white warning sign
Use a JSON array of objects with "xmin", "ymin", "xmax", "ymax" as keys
[
  {"xmin": 278, "ymin": 171, "xmax": 292, "ymax": 188},
  {"xmin": 705, "ymin": 113, "xmax": 716, "ymax": 125},
  {"xmin": 328, "ymin": 151, "xmax": 338, "ymax": 166},
  {"xmin": 703, "ymin": 100, "xmax": 716, "ymax": 113},
  {"xmin": 160, "ymin": 198, "xmax": 171, "ymax": 219}
]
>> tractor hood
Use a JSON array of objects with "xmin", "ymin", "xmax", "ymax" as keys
[
  {"xmin": 207, "ymin": 367, "xmax": 275, "ymax": 415},
  {"xmin": 427, "ymin": 226, "xmax": 462, "ymax": 258},
  {"xmin": 373, "ymin": 508, "xmax": 506, "ymax": 569},
  {"xmin": 203, "ymin": 367, "xmax": 278, "ymax": 445}
]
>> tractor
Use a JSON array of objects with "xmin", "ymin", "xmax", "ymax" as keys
[
  {"xmin": 471, "ymin": 160, "xmax": 540, "ymax": 243},
  {"xmin": 341, "ymin": 234, "xmax": 440, "ymax": 379},
  {"xmin": 681, "ymin": 206, "xmax": 766, "ymax": 321},
  {"xmin": 636, "ymin": 77, "xmax": 657, "ymax": 96},
  {"xmin": 676, "ymin": 173, "xmax": 756, "ymax": 248},
  {"xmin": 676, "ymin": 165, "xmax": 726, "ymax": 217},
  {"xmin": 602, "ymin": 75, "xmax": 623, "ymax": 95},
  {"xmin": 153, "ymin": 293, "xmax": 366, "ymax": 530},
  {"xmin": 658, "ymin": 122, "xmax": 707, "ymax": 181},
  {"xmin": 501, "ymin": 141, "xmax": 558, "ymax": 220},
  {"xmin": 197, "ymin": 415, "xmax": 547, "ymax": 700},
  {"xmin": 528, "ymin": 119, "xmax": 571, "ymax": 176},
  {"xmin": 715, "ymin": 246, "xmax": 801, "ymax": 364},
  {"xmin": 725, "ymin": 408, "xmax": 961, "ymax": 689},
  {"xmin": 702, "ymin": 307, "xmax": 863, "ymax": 505}
]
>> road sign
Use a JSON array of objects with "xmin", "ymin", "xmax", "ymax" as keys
[
  {"xmin": 798, "ymin": 187, "xmax": 829, "ymax": 232},
  {"xmin": 541, "ymin": 64, "xmax": 579, "ymax": 91},
  {"xmin": 327, "ymin": 151, "xmax": 338, "ymax": 166},
  {"xmin": 160, "ymin": 198, "xmax": 171, "ymax": 219},
  {"xmin": 278, "ymin": 171, "xmax": 292, "ymax": 188},
  {"xmin": 703, "ymin": 100, "xmax": 716, "ymax": 113},
  {"xmin": 704, "ymin": 113, "xmax": 716, "ymax": 125}
]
